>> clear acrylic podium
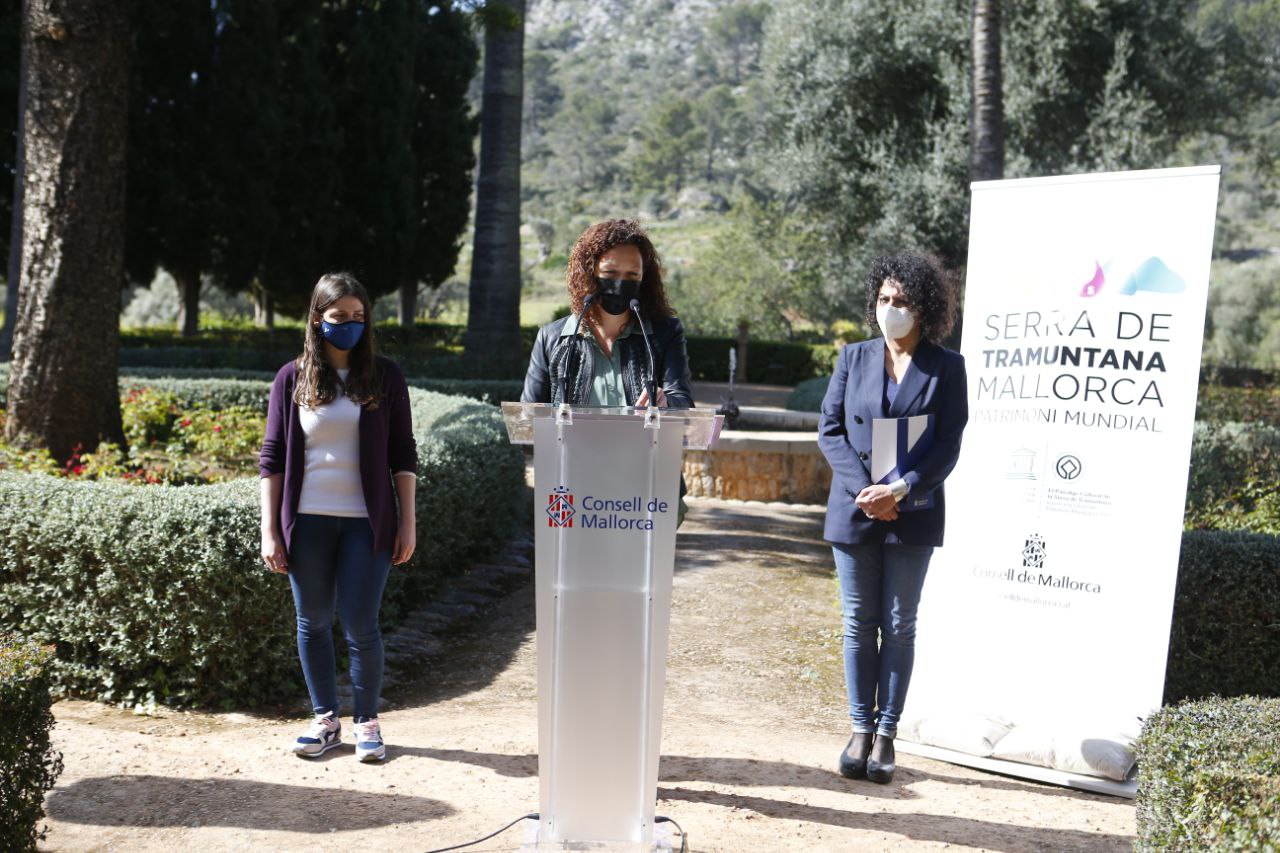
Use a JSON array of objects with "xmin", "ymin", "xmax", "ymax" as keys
[{"xmin": 502, "ymin": 403, "xmax": 721, "ymax": 850}]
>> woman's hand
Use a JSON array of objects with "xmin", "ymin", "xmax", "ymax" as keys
[
  {"xmin": 392, "ymin": 518, "xmax": 417, "ymax": 566},
  {"xmin": 635, "ymin": 387, "xmax": 668, "ymax": 408},
  {"xmin": 855, "ymin": 484, "xmax": 900, "ymax": 521},
  {"xmin": 261, "ymin": 527, "xmax": 288, "ymax": 573}
]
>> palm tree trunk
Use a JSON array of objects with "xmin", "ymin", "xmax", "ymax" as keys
[
  {"xmin": 6, "ymin": 0, "xmax": 129, "ymax": 460},
  {"xmin": 970, "ymin": 0, "xmax": 1004, "ymax": 182},
  {"xmin": 463, "ymin": 0, "xmax": 524, "ymax": 374}
]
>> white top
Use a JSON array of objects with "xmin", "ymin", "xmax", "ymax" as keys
[{"xmin": 297, "ymin": 369, "xmax": 368, "ymax": 518}]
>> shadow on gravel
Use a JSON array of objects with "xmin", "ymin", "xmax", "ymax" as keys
[
  {"xmin": 676, "ymin": 502, "xmax": 832, "ymax": 577},
  {"xmin": 656, "ymin": 785, "xmax": 1131, "ymax": 851},
  {"xmin": 45, "ymin": 774, "xmax": 453, "ymax": 830},
  {"xmin": 396, "ymin": 502, "xmax": 831, "ymax": 708},
  {"xmin": 391, "ymin": 580, "xmax": 535, "ymax": 708},
  {"xmin": 399, "ymin": 748, "xmax": 1104, "ymax": 807}
]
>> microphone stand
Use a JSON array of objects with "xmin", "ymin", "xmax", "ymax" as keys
[
  {"xmin": 630, "ymin": 298, "xmax": 659, "ymax": 411},
  {"xmin": 560, "ymin": 293, "xmax": 595, "ymax": 410}
]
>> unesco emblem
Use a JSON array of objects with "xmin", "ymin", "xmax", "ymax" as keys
[
  {"xmin": 1055, "ymin": 454, "xmax": 1082, "ymax": 480},
  {"xmin": 546, "ymin": 486, "xmax": 575, "ymax": 528},
  {"xmin": 1022, "ymin": 533, "xmax": 1047, "ymax": 569}
]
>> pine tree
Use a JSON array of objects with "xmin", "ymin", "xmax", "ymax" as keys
[
  {"xmin": 323, "ymin": 0, "xmax": 416, "ymax": 303},
  {"xmin": 400, "ymin": 1, "xmax": 479, "ymax": 327},
  {"xmin": 257, "ymin": 0, "xmax": 342, "ymax": 318},
  {"xmin": 6, "ymin": 0, "xmax": 129, "ymax": 459},
  {"xmin": 125, "ymin": 0, "xmax": 217, "ymax": 336}
]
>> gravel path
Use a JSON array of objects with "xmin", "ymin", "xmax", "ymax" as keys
[{"xmin": 39, "ymin": 498, "xmax": 1135, "ymax": 851}]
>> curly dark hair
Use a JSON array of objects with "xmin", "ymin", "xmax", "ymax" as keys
[
  {"xmin": 864, "ymin": 252, "xmax": 957, "ymax": 344},
  {"xmin": 566, "ymin": 219, "xmax": 675, "ymax": 320}
]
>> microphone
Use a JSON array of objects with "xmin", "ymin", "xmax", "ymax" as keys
[
  {"xmin": 630, "ymin": 298, "xmax": 658, "ymax": 408},
  {"xmin": 560, "ymin": 293, "xmax": 594, "ymax": 405}
]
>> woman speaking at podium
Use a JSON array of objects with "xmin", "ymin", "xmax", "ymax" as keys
[
  {"xmin": 521, "ymin": 218, "xmax": 693, "ymax": 411},
  {"xmin": 818, "ymin": 252, "xmax": 968, "ymax": 784}
]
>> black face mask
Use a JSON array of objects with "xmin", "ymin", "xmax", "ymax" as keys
[{"xmin": 595, "ymin": 276, "xmax": 641, "ymax": 316}]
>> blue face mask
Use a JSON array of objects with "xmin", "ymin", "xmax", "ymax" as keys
[{"xmin": 320, "ymin": 320, "xmax": 365, "ymax": 351}]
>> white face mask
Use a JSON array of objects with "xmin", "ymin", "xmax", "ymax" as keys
[{"xmin": 876, "ymin": 304, "xmax": 917, "ymax": 340}]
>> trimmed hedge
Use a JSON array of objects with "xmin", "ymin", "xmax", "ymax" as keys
[
  {"xmin": 1136, "ymin": 697, "xmax": 1280, "ymax": 850},
  {"xmin": 685, "ymin": 335, "xmax": 837, "ymax": 385},
  {"xmin": 1199, "ymin": 365, "xmax": 1280, "ymax": 389},
  {"xmin": 787, "ymin": 376, "xmax": 831, "ymax": 412},
  {"xmin": 0, "ymin": 364, "xmax": 524, "ymax": 409},
  {"xmin": 1165, "ymin": 531, "xmax": 1280, "ymax": 704},
  {"xmin": 0, "ymin": 636, "xmax": 63, "ymax": 852},
  {"xmin": 0, "ymin": 386, "xmax": 525, "ymax": 708},
  {"xmin": 114, "ymin": 323, "xmax": 541, "ymax": 379}
]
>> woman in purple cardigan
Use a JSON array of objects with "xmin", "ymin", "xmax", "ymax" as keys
[{"xmin": 259, "ymin": 272, "xmax": 418, "ymax": 763}]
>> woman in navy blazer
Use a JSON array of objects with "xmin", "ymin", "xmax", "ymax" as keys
[{"xmin": 818, "ymin": 253, "xmax": 967, "ymax": 784}]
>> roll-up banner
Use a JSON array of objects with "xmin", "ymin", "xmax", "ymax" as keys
[{"xmin": 898, "ymin": 166, "xmax": 1221, "ymax": 797}]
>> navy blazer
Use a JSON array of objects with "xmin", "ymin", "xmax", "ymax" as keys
[{"xmin": 819, "ymin": 338, "xmax": 968, "ymax": 546}]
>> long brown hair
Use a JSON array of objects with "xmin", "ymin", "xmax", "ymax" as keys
[
  {"xmin": 566, "ymin": 219, "xmax": 675, "ymax": 322},
  {"xmin": 293, "ymin": 272, "xmax": 384, "ymax": 409}
]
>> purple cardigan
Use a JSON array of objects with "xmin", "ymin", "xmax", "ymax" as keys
[{"xmin": 259, "ymin": 356, "xmax": 417, "ymax": 555}]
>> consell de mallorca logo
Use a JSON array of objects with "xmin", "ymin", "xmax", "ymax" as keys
[{"xmin": 546, "ymin": 487, "xmax": 670, "ymax": 531}]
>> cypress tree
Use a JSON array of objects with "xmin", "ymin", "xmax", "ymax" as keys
[
  {"xmin": 400, "ymin": 1, "xmax": 479, "ymax": 327},
  {"xmin": 125, "ymin": 0, "xmax": 217, "ymax": 336}
]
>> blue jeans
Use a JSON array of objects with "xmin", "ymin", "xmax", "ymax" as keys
[
  {"xmin": 288, "ymin": 514, "xmax": 392, "ymax": 719},
  {"xmin": 832, "ymin": 542, "xmax": 934, "ymax": 738}
]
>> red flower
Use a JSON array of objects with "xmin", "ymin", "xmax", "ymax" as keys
[
  {"xmin": 72, "ymin": 465, "xmax": 85, "ymax": 476},
  {"xmin": 213, "ymin": 425, "xmax": 222, "ymax": 433},
  {"xmin": 180, "ymin": 418, "xmax": 192, "ymax": 427}
]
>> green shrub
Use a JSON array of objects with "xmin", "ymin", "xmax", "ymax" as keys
[
  {"xmin": 0, "ymin": 387, "xmax": 525, "ymax": 709},
  {"xmin": 0, "ymin": 636, "xmax": 64, "ymax": 852},
  {"xmin": 1136, "ymin": 696, "xmax": 1280, "ymax": 851},
  {"xmin": 406, "ymin": 378, "xmax": 524, "ymax": 405},
  {"xmin": 1165, "ymin": 532, "xmax": 1280, "ymax": 704},
  {"xmin": 685, "ymin": 336, "xmax": 837, "ymax": 385},
  {"xmin": 1186, "ymin": 422, "xmax": 1280, "ymax": 533},
  {"xmin": 787, "ymin": 376, "xmax": 831, "ymax": 412},
  {"xmin": 1195, "ymin": 384, "xmax": 1280, "ymax": 423}
]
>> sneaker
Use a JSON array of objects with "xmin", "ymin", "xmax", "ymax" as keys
[
  {"xmin": 353, "ymin": 717, "xmax": 386, "ymax": 762},
  {"xmin": 292, "ymin": 712, "xmax": 341, "ymax": 758}
]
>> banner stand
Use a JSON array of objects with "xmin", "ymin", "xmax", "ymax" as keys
[
  {"xmin": 503, "ymin": 403, "xmax": 720, "ymax": 851},
  {"xmin": 900, "ymin": 165, "xmax": 1221, "ymax": 794},
  {"xmin": 895, "ymin": 741, "xmax": 1137, "ymax": 798}
]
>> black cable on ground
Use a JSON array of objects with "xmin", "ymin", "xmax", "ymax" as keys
[
  {"xmin": 423, "ymin": 813, "xmax": 539, "ymax": 853},
  {"xmin": 655, "ymin": 815, "xmax": 690, "ymax": 853},
  {"xmin": 424, "ymin": 812, "xmax": 686, "ymax": 853}
]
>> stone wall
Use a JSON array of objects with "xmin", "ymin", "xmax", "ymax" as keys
[{"xmin": 683, "ymin": 431, "xmax": 831, "ymax": 503}]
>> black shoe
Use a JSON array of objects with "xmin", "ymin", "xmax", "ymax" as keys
[
  {"xmin": 838, "ymin": 732, "xmax": 875, "ymax": 779},
  {"xmin": 866, "ymin": 734, "xmax": 895, "ymax": 784}
]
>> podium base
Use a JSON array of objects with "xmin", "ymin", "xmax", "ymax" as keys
[{"xmin": 518, "ymin": 818, "xmax": 676, "ymax": 852}]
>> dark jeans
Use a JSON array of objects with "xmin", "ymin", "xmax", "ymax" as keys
[
  {"xmin": 832, "ymin": 542, "xmax": 934, "ymax": 738},
  {"xmin": 288, "ymin": 514, "xmax": 392, "ymax": 719}
]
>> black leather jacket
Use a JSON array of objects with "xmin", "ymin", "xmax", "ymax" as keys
[{"xmin": 521, "ymin": 314, "xmax": 695, "ymax": 407}]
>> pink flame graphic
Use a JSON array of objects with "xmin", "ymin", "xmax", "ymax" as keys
[{"xmin": 1079, "ymin": 261, "xmax": 1104, "ymax": 298}]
